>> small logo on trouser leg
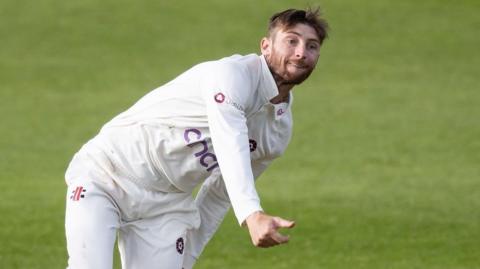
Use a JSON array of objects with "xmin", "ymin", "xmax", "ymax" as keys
[
  {"xmin": 249, "ymin": 139, "xmax": 257, "ymax": 152},
  {"xmin": 70, "ymin": 186, "xmax": 87, "ymax": 201},
  {"xmin": 176, "ymin": 238, "xmax": 184, "ymax": 254}
]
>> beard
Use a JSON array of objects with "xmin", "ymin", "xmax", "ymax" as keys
[{"xmin": 265, "ymin": 54, "xmax": 315, "ymax": 86}]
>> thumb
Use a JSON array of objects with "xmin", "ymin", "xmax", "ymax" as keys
[{"xmin": 273, "ymin": 217, "xmax": 296, "ymax": 229}]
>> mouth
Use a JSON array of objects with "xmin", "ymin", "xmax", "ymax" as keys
[{"xmin": 288, "ymin": 62, "xmax": 308, "ymax": 69}]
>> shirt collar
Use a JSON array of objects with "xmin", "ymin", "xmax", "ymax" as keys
[{"xmin": 259, "ymin": 54, "xmax": 279, "ymax": 102}]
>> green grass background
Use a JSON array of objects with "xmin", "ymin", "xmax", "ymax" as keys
[{"xmin": 1, "ymin": 0, "xmax": 479, "ymax": 268}]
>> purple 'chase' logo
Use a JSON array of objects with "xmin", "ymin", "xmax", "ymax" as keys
[{"xmin": 184, "ymin": 128, "xmax": 219, "ymax": 172}]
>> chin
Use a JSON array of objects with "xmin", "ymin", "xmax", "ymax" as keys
[{"xmin": 284, "ymin": 71, "xmax": 312, "ymax": 85}]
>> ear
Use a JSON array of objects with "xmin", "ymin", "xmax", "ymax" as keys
[{"xmin": 260, "ymin": 37, "xmax": 271, "ymax": 55}]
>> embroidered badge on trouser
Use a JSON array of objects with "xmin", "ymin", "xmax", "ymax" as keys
[{"xmin": 70, "ymin": 186, "xmax": 87, "ymax": 201}]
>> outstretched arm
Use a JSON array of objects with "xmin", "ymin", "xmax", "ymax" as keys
[
  {"xmin": 183, "ymin": 160, "xmax": 294, "ymax": 268},
  {"xmin": 243, "ymin": 161, "xmax": 295, "ymax": 248}
]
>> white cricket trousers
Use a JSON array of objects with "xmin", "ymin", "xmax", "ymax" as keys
[{"xmin": 65, "ymin": 148, "xmax": 200, "ymax": 269}]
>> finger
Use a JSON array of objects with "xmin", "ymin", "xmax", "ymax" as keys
[
  {"xmin": 273, "ymin": 217, "xmax": 296, "ymax": 229},
  {"xmin": 270, "ymin": 231, "xmax": 290, "ymax": 244},
  {"xmin": 257, "ymin": 236, "xmax": 278, "ymax": 248}
]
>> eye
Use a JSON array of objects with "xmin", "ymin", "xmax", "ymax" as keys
[
  {"xmin": 308, "ymin": 43, "xmax": 319, "ymax": 51},
  {"xmin": 286, "ymin": 38, "xmax": 298, "ymax": 46}
]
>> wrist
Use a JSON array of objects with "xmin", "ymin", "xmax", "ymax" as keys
[{"xmin": 244, "ymin": 210, "xmax": 264, "ymax": 227}]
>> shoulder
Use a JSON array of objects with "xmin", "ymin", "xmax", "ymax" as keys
[
  {"xmin": 201, "ymin": 54, "xmax": 263, "ymax": 97},
  {"xmin": 211, "ymin": 54, "xmax": 262, "ymax": 81}
]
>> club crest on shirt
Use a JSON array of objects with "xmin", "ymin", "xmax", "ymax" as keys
[{"xmin": 176, "ymin": 237, "xmax": 184, "ymax": 254}]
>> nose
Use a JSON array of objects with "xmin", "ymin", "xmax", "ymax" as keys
[{"xmin": 295, "ymin": 45, "xmax": 306, "ymax": 59}]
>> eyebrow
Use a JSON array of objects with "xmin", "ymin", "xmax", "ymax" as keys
[{"xmin": 284, "ymin": 30, "xmax": 320, "ymax": 44}]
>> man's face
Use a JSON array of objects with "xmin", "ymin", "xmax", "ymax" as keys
[{"xmin": 261, "ymin": 23, "xmax": 321, "ymax": 85}]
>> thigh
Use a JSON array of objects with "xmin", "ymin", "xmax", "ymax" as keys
[
  {"xmin": 118, "ymin": 218, "xmax": 189, "ymax": 269},
  {"xmin": 65, "ymin": 180, "xmax": 120, "ymax": 269}
]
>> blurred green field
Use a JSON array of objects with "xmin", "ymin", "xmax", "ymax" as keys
[{"xmin": 1, "ymin": 0, "xmax": 479, "ymax": 268}]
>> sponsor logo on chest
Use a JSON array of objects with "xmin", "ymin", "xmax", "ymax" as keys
[
  {"xmin": 184, "ymin": 128, "xmax": 219, "ymax": 172},
  {"xmin": 214, "ymin": 92, "xmax": 245, "ymax": 111},
  {"xmin": 183, "ymin": 128, "xmax": 258, "ymax": 172}
]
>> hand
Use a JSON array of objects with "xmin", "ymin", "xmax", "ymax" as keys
[{"xmin": 245, "ymin": 211, "xmax": 295, "ymax": 248}]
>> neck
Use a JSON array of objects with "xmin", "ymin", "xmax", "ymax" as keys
[
  {"xmin": 269, "ymin": 72, "xmax": 294, "ymax": 104},
  {"xmin": 270, "ymin": 84, "xmax": 293, "ymax": 104},
  {"xmin": 270, "ymin": 92, "xmax": 289, "ymax": 104}
]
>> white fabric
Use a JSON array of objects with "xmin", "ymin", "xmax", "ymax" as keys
[
  {"xmin": 65, "ymin": 149, "xmax": 198, "ymax": 269},
  {"xmin": 85, "ymin": 54, "xmax": 292, "ymax": 224},
  {"xmin": 65, "ymin": 54, "xmax": 293, "ymax": 267}
]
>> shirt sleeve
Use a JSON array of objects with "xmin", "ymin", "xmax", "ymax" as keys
[
  {"xmin": 201, "ymin": 61, "xmax": 262, "ymax": 225},
  {"xmin": 183, "ymin": 159, "xmax": 272, "ymax": 268}
]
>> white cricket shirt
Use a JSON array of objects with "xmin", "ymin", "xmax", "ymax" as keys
[{"xmin": 79, "ymin": 54, "xmax": 293, "ymax": 226}]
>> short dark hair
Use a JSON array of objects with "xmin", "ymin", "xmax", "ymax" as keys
[{"xmin": 268, "ymin": 7, "xmax": 329, "ymax": 44}]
